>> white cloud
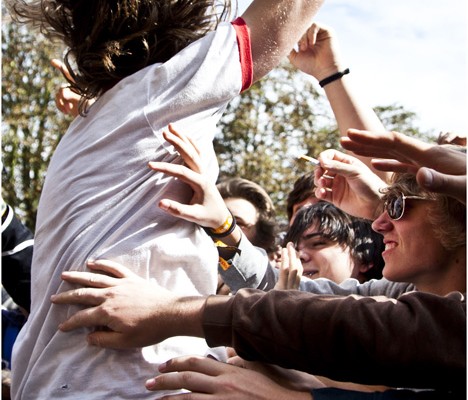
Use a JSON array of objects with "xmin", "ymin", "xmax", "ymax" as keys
[{"xmin": 236, "ymin": 0, "xmax": 468, "ymax": 135}]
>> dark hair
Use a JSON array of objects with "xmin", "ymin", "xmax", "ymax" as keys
[
  {"xmin": 9, "ymin": 0, "xmax": 231, "ymax": 110},
  {"xmin": 284, "ymin": 202, "xmax": 384, "ymax": 279},
  {"xmin": 217, "ymin": 177, "xmax": 277, "ymax": 253},
  {"xmin": 286, "ymin": 173, "xmax": 316, "ymax": 221}
]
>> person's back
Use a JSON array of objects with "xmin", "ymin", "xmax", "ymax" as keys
[{"xmin": 8, "ymin": 0, "xmax": 325, "ymax": 398}]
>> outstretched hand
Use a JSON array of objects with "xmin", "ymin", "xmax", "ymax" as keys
[
  {"xmin": 51, "ymin": 260, "xmax": 203, "ymax": 348},
  {"xmin": 149, "ymin": 124, "xmax": 231, "ymax": 229},
  {"xmin": 342, "ymin": 129, "xmax": 466, "ymax": 204},
  {"xmin": 145, "ymin": 355, "xmax": 314, "ymax": 399}
]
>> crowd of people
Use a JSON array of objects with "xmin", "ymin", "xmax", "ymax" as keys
[{"xmin": 3, "ymin": 0, "xmax": 466, "ymax": 399}]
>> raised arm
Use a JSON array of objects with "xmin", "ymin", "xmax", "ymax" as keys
[
  {"xmin": 241, "ymin": 0, "xmax": 324, "ymax": 82},
  {"xmin": 289, "ymin": 23, "xmax": 390, "ymax": 181}
]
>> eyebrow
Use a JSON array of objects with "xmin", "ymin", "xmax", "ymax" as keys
[{"xmin": 301, "ymin": 232, "xmax": 323, "ymax": 241}]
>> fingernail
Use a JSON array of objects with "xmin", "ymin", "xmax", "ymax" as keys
[
  {"xmin": 158, "ymin": 362, "xmax": 167, "ymax": 372},
  {"xmin": 420, "ymin": 168, "xmax": 434, "ymax": 187},
  {"xmin": 145, "ymin": 378, "xmax": 156, "ymax": 388}
]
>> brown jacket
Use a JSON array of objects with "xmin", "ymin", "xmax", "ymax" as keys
[{"xmin": 203, "ymin": 289, "xmax": 466, "ymax": 392}]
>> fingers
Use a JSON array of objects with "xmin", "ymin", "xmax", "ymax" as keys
[
  {"xmin": 164, "ymin": 124, "xmax": 203, "ymax": 174},
  {"xmin": 286, "ymin": 242, "xmax": 303, "ymax": 288},
  {"xmin": 275, "ymin": 243, "xmax": 302, "ymax": 290},
  {"xmin": 159, "ymin": 355, "xmax": 223, "ymax": 375},
  {"xmin": 51, "ymin": 58, "xmax": 74, "ymax": 82},
  {"xmin": 306, "ymin": 22, "xmax": 319, "ymax": 49},
  {"xmin": 86, "ymin": 259, "xmax": 138, "ymax": 279},
  {"xmin": 51, "ymin": 287, "xmax": 109, "ymax": 306},
  {"xmin": 371, "ymin": 159, "xmax": 419, "ymax": 175},
  {"xmin": 87, "ymin": 331, "xmax": 130, "ymax": 349},
  {"xmin": 56, "ymin": 305, "xmax": 107, "ymax": 331},
  {"xmin": 56, "ymin": 259, "xmax": 137, "ymax": 288},
  {"xmin": 341, "ymin": 129, "xmax": 431, "ymax": 164},
  {"xmin": 146, "ymin": 356, "xmax": 225, "ymax": 392},
  {"xmin": 59, "ymin": 270, "xmax": 119, "ymax": 288},
  {"xmin": 149, "ymin": 161, "xmax": 203, "ymax": 190}
]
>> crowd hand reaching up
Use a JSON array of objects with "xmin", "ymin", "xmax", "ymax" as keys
[
  {"xmin": 51, "ymin": 59, "xmax": 81, "ymax": 117},
  {"xmin": 51, "ymin": 260, "xmax": 199, "ymax": 348},
  {"xmin": 288, "ymin": 22, "xmax": 343, "ymax": 82},
  {"xmin": 149, "ymin": 124, "xmax": 232, "ymax": 230},
  {"xmin": 145, "ymin": 355, "xmax": 314, "ymax": 399},
  {"xmin": 274, "ymin": 242, "xmax": 303, "ymax": 290},
  {"xmin": 342, "ymin": 129, "xmax": 467, "ymax": 204},
  {"xmin": 315, "ymin": 149, "xmax": 387, "ymax": 219}
]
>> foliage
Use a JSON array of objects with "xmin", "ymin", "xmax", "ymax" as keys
[
  {"xmin": 374, "ymin": 104, "xmax": 434, "ymax": 141},
  {"xmin": 216, "ymin": 63, "xmax": 339, "ymax": 216},
  {"xmin": 216, "ymin": 64, "xmax": 430, "ymax": 218},
  {"xmin": 2, "ymin": 20, "xmax": 72, "ymax": 231}
]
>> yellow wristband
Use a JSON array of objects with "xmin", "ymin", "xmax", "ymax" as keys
[
  {"xmin": 203, "ymin": 212, "xmax": 237, "ymax": 239},
  {"xmin": 212, "ymin": 214, "xmax": 234, "ymax": 235}
]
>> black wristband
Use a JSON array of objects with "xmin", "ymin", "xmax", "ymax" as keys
[
  {"xmin": 319, "ymin": 68, "xmax": 350, "ymax": 88},
  {"xmin": 203, "ymin": 214, "xmax": 237, "ymax": 239}
]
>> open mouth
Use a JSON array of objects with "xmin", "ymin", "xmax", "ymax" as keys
[{"xmin": 302, "ymin": 270, "xmax": 318, "ymax": 279}]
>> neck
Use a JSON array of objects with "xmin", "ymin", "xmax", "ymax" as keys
[{"xmin": 415, "ymin": 248, "xmax": 466, "ymax": 295}]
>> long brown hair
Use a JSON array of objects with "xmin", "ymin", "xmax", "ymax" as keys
[{"xmin": 8, "ymin": 0, "xmax": 231, "ymax": 107}]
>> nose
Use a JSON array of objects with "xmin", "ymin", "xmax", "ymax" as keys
[
  {"xmin": 371, "ymin": 211, "xmax": 393, "ymax": 233},
  {"xmin": 296, "ymin": 245, "xmax": 309, "ymax": 263}
]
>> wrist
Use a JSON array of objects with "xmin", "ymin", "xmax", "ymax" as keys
[
  {"xmin": 172, "ymin": 296, "xmax": 206, "ymax": 338},
  {"xmin": 203, "ymin": 211, "xmax": 237, "ymax": 239},
  {"xmin": 313, "ymin": 64, "xmax": 343, "ymax": 82},
  {"xmin": 319, "ymin": 68, "xmax": 350, "ymax": 88}
]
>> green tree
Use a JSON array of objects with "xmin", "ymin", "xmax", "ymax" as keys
[
  {"xmin": 216, "ymin": 63, "xmax": 430, "ymax": 218},
  {"xmin": 374, "ymin": 103, "xmax": 433, "ymax": 140},
  {"xmin": 2, "ymin": 20, "xmax": 71, "ymax": 231},
  {"xmin": 216, "ymin": 63, "xmax": 338, "ymax": 214}
]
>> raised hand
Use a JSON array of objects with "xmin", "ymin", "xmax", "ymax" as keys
[
  {"xmin": 51, "ymin": 58, "xmax": 81, "ymax": 117},
  {"xmin": 314, "ymin": 149, "xmax": 386, "ymax": 219},
  {"xmin": 342, "ymin": 129, "xmax": 466, "ymax": 204},
  {"xmin": 288, "ymin": 22, "xmax": 343, "ymax": 81},
  {"xmin": 150, "ymin": 124, "xmax": 232, "ymax": 230},
  {"xmin": 274, "ymin": 242, "xmax": 303, "ymax": 290}
]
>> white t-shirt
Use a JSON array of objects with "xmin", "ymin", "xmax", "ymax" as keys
[{"xmin": 12, "ymin": 20, "xmax": 252, "ymax": 399}]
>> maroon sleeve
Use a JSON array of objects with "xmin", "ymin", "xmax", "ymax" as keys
[
  {"xmin": 203, "ymin": 289, "xmax": 466, "ymax": 392},
  {"xmin": 231, "ymin": 17, "xmax": 253, "ymax": 92}
]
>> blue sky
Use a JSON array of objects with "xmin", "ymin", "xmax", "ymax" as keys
[{"xmin": 236, "ymin": 0, "xmax": 468, "ymax": 136}]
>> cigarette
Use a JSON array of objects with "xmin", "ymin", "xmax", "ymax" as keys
[{"xmin": 298, "ymin": 154, "xmax": 319, "ymax": 166}]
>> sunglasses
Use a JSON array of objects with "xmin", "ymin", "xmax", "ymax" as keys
[{"xmin": 384, "ymin": 192, "xmax": 433, "ymax": 220}]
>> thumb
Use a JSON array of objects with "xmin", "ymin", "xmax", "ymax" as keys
[{"xmin": 417, "ymin": 167, "xmax": 466, "ymax": 204}]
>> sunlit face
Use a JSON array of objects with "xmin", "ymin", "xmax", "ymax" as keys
[
  {"xmin": 296, "ymin": 223, "xmax": 357, "ymax": 283},
  {"xmin": 223, "ymin": 197, "xmax": 258, "ymax": 243},
  {"xmin": 372, "ymin": 199, "xmax": 450, "ymax": 289}
]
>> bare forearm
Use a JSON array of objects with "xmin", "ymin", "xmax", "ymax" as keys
[
  {"xmin": 324, "ymin": 78, "xmax": 390, "ymax": 180},
  {"xmin": 243, "ymin": 0, "xmax": 325, "ymax": 81}
]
